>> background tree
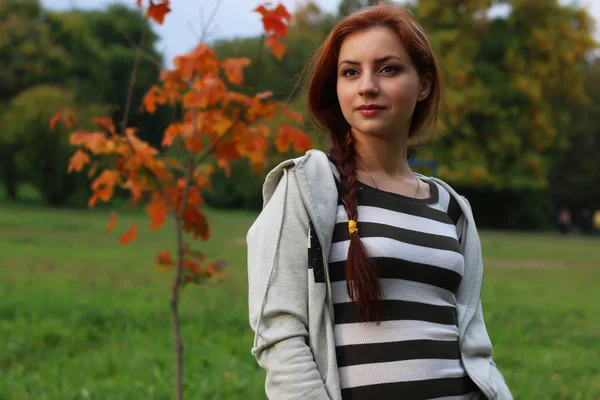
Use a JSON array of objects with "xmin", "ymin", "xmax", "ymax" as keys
[
  {"xmin": 415, "ymin": 0, "xmax": 597, "ymax": 228},
  {"xmin": 548, "ymin": 57, "xmax": 600, "ymax": 212},
  {"xmin": 0, "ymin": 1, "xmax": 169, "ymax": 203},
  {"xmin": 1, "ymin": 85, "xmax": 110, "ymax": 206}
]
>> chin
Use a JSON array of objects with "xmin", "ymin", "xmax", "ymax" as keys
[{"xmin": 352, "ymin": 121, "xmax": 394, "ymax": 137}]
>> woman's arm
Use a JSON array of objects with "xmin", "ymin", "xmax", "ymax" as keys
[
  {"xmin": 459, "ymin": 197, "xmax": 513, "ymax": 400},
  {"xmin": 247, "ymin": 168, "xmax": 331, "ymax": 400}
]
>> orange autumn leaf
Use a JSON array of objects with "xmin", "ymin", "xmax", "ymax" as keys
[
  {"xmin": 182, "ymin": 206, "xmax": 210, "ymax": 240},
  {"xmin": 92, "ymin": 117, "xmax": 115, "ymax": 135},
  {"xmin": 67, "ymin": 150, "xmax": 90, "ymax": 173},
  {"xmin": 64, "ymin": 114, "xmax": 77, "ymax": 128},
  {"xmin": 185, "ymin": 137, "xmax": 203, "ymax": 152},
  {"xmin": 221, "ymin": 58, "xmax": 251, "ymax": 85},
  {"xmin": 106, "ymin": 212, "xmax": 117, "ymax": 232},
  {"xmin": 206, "ymin": 259, "xmax": 228, "ymax": 278},
  {"xmin": 146, "ymin": 193, "xmax": 169, "ymax": 231},
  {"xmin": 88, "ymin": 186, "xmax": 112, "ymax": 208},
  {"xmin": 145, "ymin": 1, "xmax": 171, "ymax": 24},
  {"xmin": 265, "ymin": 34, "xmax": 286, "ymax": 60},
  {"xmin": 278, "ymin": 104, "xmax": 303, "ymax": 124},
  {"xmin": 212, "ymin": 118, "xmax": 232, "ymax": 137},
  {"xmin": 141, "ymin": 85, "xmax": 165, "ymax": 114},
  {"xmin": 120, "ymin": 224, "xmax": 137, "ymax": 245},
  {"xmin": 162, "ymin": 123, "xmax": 182, "ymax": 147},
  {"xmin": 275, "ymin": 124, "xmax": 312, "ymax": 153},
  {"xmin": 89, "ymin": 169, "xmax": 120, "ymax": 207},
  {"xmin": 87, "ymin": 161, "xmax": 98, "ymax": 178},
  {"xmin": 156, "ymin": 250, "xmax": 173, "ymax": 264},
  {"xmin": 49, "ymin": 112, "xmax": 61, "ymax": 130}
]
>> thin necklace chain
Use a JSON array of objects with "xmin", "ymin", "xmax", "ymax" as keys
[{"xmin": 360, "ymin": 162, "xmax": 420, "ymax": 198}]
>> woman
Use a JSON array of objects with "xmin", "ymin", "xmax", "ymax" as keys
[{"xmin": 247, "ymin": 4, "xmax": 512, "ymax": 400}]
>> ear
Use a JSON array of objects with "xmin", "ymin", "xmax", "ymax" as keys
[{"xmin": 418, "ymin": 73, "xmax": 432, "ymax": 102}]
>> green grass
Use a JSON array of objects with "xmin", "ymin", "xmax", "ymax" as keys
[{"xmin": 1, "ymin": 203, "xmax": 599, "ymax": 399}]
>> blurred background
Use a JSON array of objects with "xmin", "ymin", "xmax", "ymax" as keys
[{"xmin": 1, "ymin": 0, "xmax": 599, "ymax": 399}]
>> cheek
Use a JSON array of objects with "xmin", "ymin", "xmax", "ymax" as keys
[
  {"xmin": 391, "ymin": 85, "xmax": 420, "ymax": 110},
  {"xmin": 337, "ymin": 85, "xmax": 354, "ymax": 113}
]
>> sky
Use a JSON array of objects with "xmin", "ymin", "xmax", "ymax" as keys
[{"xmin": 42, "ymin": 0, "xmax": 600, "ymax": 68}]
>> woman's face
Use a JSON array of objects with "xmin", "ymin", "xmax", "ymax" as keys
[{"xmin": 336, "ymin": 26, "xmax": 430, "ymax": 140}]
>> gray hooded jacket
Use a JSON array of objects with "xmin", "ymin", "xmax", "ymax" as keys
[{"xmin": 247, "ymin": 149, "xmax": 512, "ymax": 400}]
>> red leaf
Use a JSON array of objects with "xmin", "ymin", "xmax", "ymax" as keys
[
  {"xmin": 254, "ymin": 3, "xmax": 291, "ymax": 36},
  {"xmin": 265, "ymin": 34, "xmax": 286, "ymax": 60},
  {"xmin": 145, "ymin": 1, "xmax": 171, "ymax": 24},
  {"xmin": 182, "ymin": 206, "xmax": 210, "ymax": 241},
  {"xmin": 106, "ymin": 212, "xmax": 117, "ymax": 232},
  {"xmin": 273, "ymin": 4, "xmax": 292, "ymax": 22},
  {"xmin": 136, "ymin": 0, "xmax": 143, "ymax": 6},
  {"xmin": 156, "ymin": 250, "xmax": 174, "ymax": 271},
  {"xmin": 120, "ymin": 224, "xmax": 137, "ymax": 245},
  {"xmin": 183, "ymin": 260, "xmax": 202, "ymax": 275}
]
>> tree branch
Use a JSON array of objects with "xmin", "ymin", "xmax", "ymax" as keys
[
  {"xmin": 121, "ymin": 27, "xmax": 147, "ymax": 133},
  {"xmin": 123, "ymin": 33, "xmax": 163, "ymax": 70}
]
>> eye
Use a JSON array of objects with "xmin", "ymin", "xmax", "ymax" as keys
[
  {"xmin": 342, "ymin": 68, "xmax": 359, "ymax": 77},
  {"xmin": 380, "ymin": 65, "xmax": 400, "ymax": 74}
]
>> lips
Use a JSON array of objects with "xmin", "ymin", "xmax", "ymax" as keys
[
  {"xmin": 356, "ymin": 104, "xmax": 385, "ymax": 110},
  {"xmin": 357, "ymin": 104, "xmax": 385, "ymax": 116}
]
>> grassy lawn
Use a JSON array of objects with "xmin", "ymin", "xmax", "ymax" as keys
[{"xmin": 1, "ymin": 203, "xmax": 599, "ymax": 399}]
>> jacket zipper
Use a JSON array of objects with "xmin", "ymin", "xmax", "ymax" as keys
[{"xmin": 293, "ymin": 169, "xmax": 334, "ymax": 317}]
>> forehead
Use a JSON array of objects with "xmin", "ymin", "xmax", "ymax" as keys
[{"xmin": 338, "ymin": 26, "xmax": 407, "ymax": 61}]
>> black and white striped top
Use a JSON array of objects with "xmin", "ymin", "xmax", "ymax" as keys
[{"xmin": 329, "ymin": 175, "xmax": 481, "ymax": 400}]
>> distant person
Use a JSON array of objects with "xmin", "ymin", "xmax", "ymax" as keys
[
  {"xmin": 558, "ymin": 207, "xmax": 571, "ymax": 235},
  {"xmin": 580, "ymin": 209, "xmax": 592, "ymax": 235},
  {"xmin": 247, "ymin": 4, "xmax": 512, "ymax": 400}
]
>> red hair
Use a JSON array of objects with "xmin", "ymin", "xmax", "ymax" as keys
[{"xmin": 298, "ymin": 4, "xmax": 443, "ymax": 322}]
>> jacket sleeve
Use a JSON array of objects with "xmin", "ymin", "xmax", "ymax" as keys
[
  {"xmin": 463, "ymin": 300, "xmax": 513, "ymax": 400},
  {"xmin": 247, "ymin": 168, "xmax": 331, "ymax": 400},
  {"xmin": 459, "ymin": 197, "xmax": 513, "ymax": 400}
]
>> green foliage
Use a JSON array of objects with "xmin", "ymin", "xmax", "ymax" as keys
[
  {"xmin": 1, "ymin": 204, "xmax": 599, "ymax": 398},
  {"xmin": 548, "ymin": 57, "xmax": 600, "ymax": 210},
  {"xmin": 1, "ymin": 85, "xmax": 109, "ymax": 206},
  {"xmin": 416, "ymin": 0, "xmax": 598, "ymax": 191},
  {"xmin": 0, "ymin": 0, "xmax": 71, "ymax": 100},
  {"xmin": 0, "ymin": 1, "xmax": 171, "ymax": 202}
]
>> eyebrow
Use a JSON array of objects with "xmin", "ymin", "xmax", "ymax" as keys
[{"xmin": 338, "ymin": 55, "xmax": 403, "ymax": 67}]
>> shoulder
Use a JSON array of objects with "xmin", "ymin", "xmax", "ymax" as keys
[{"xmin": 417, "ymin": 174, "xmax": 467, "ymax": 224}]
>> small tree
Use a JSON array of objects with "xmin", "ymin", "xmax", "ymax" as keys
[{"xmin": 50, "ymin": 2, "xmax": 311, "ymax": 399}]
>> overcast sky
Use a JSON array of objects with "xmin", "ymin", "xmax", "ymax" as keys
[{"xmin": 42, "ymin": 0, "xmax": 600, "ymax": 68}]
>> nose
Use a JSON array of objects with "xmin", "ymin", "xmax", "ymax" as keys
[{"xmin": 358, "ymin": 73, "xmax": 379, "ymax": 97}]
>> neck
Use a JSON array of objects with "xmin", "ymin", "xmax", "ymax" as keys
[{"xmin": 351, "ymin": 128, "xmax": 412, "ymax": 179}]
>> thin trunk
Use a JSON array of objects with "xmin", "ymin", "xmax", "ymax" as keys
[{"xmin": 171, "ymin": 217, "xmax": 185, "ymax": 400}]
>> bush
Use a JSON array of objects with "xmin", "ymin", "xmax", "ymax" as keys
[{"xmin": 1, "ymin": 85, "xmax": 110, "ymax": 206}]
